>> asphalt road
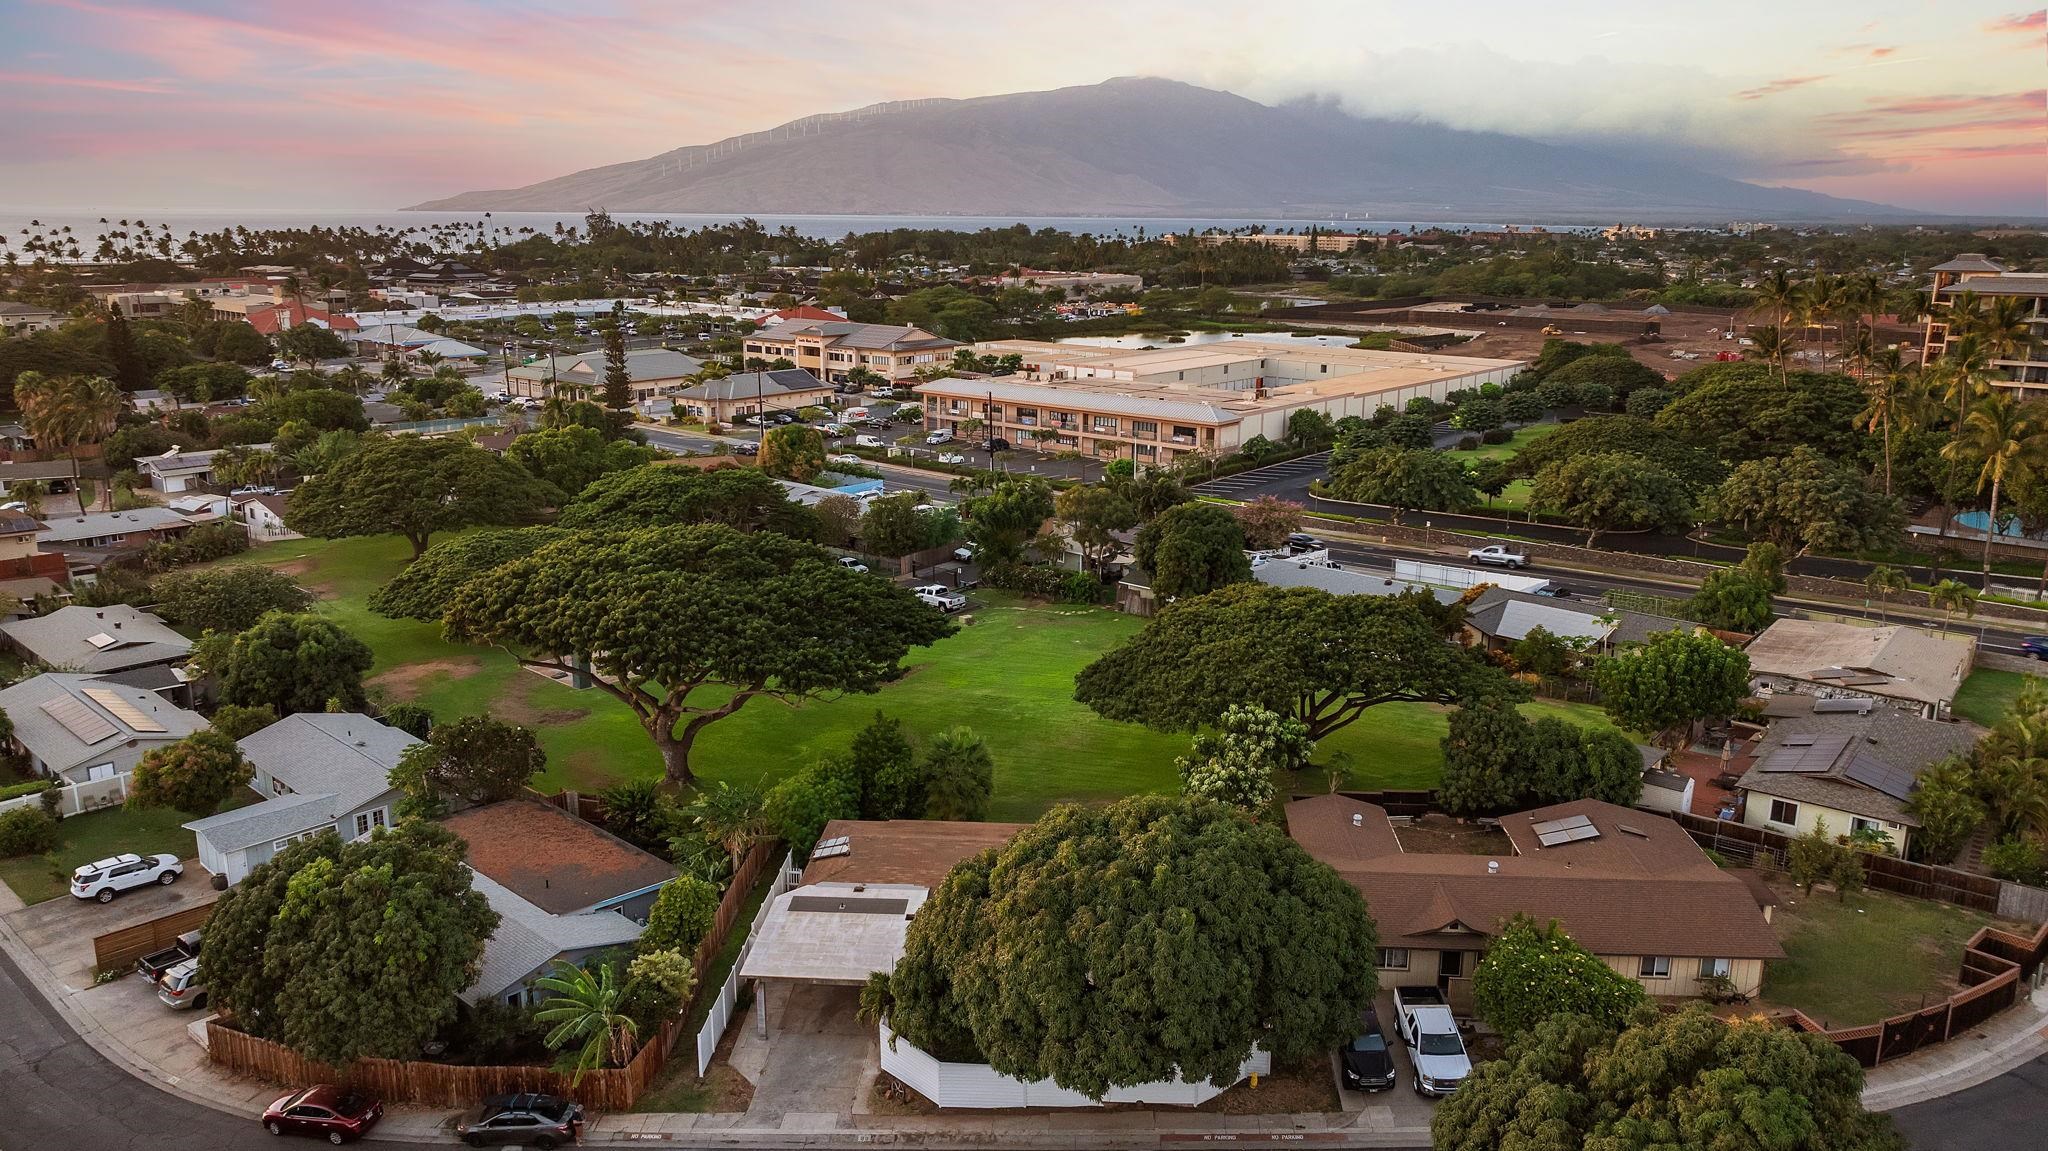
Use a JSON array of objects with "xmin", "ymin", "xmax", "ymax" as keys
[
  {"xmin": 1890, "ymin": 1053, "xmax": 2048, "ymax": 1150},
  {"xmin": 0, "ymin": 945, "xmax": 418, "ymax": 1151}
]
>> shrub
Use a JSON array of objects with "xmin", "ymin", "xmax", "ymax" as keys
[
  {"xmin": 642, "ymin": 875, "xmax": 722, "ymax": 955},
  {"xmin": 0, "ymin": 778, "xmax": 54, "ymax": 802},
  {"xmin": 1480, "ymin": 427, "xmax": 1513, "ymax": 445},
  {"xmin": 0, "ymin": 807, "xmax": 60, "ymax": 857},
  {"xmin": 1456, "ymin": 434, "xmax": 1481, "ymax": 451},
  {"xmin": 1985, "ymin": 836, "xmax": 2047, "ymax": 886}
]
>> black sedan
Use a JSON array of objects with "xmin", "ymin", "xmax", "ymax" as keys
[
  {"xmin": 1340, "ymin": 1009, "xmax": 1397, "ymax": 1091},
  {"xmin": 455, "ymin": 1093, "xmax": 583, "ymax": 1148}
]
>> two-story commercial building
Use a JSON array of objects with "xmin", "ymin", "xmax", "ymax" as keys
[{"xmin": 742, "ymin": 320, "xmax": 959, "ymax": 385}]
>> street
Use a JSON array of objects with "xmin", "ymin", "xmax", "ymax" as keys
[{"xmin": 1890, "ymin": 1053, "xmax": 2048, "ymax": 1150}]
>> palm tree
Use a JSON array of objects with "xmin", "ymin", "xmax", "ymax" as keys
[
  {"xmin": 1928, "ymin": 579, "xmax": 1978, "ymax": 635},
  {"xmin": 1864, "ymin": 565, "xmax": 1907, "ymax": 621},
  {"xmin": 1860, "ymin": 347, "xmax": 1915, "ymax": 495},
  {"xmin": 1745, "ymin": 325, "xmax": 1788, "ymax": 373},
  {"xmin": 1942, "ymin": 392, "xmax": 2043, "ymax": 588},
  {"xmin": 15, "ymin": 372, "xmax": 122, "ymax": 509},
  {"xmin": 685, "ymin": 781, "xmax": 769, "ymax": 874},
  {"xmin": 333, "ymin": 364, "xmax": 368, "ymax": 396},
  {"xmin": 1751, "ymin": 270, "xmax": 1801, "ymax": 382},
  {"xmin": 1799, "ymin": 270, "xmax": 1844, "ymax": 371},
  {"xmin": 534, "ymin": 961, "xmax": 637, "ymax": 1083}
]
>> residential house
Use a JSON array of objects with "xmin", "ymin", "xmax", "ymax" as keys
[
  {"xmin": 1744, "ymin": 618, "xmax": 1974, "ymax": 719},
  {"xmin": 742, "ymin": 320, "xmax": 959, "ymax": 386},
  {"xmin": 671, "ymin": 369, "xmax": 832, "ymax": 424},
  {"xmin": 0, "ymin": 301, "xmax": 61, "ymax": 334},
  {"xmin": 505, "ymin": 348, "xmax": 704, "ymax": 403},
  {"xmin": 351, "ymin": 323, "xmax": 490, "ymax": 363},
  {"xmin": 0, "ymin": 509, "xmax": 70, "ymax": 602},
  {"xmin": 1734, "ymin": 707, "xmax": 1978, "ymax": 856},
  {"xmin": 917, "ymin": 340, "xmax": 1522, "ymax": 465},
  {"xmin": 241, "ymin": 299, "xmax": 361, "ymax": 340},
  {"xmin": 0, "ymin": 672, "xmax": 205, "ymax": 783},
  {"xmin": 0, "ymin": 604, "xmax": 193, "ymax": 674},
  {"xmin": 442, "ymin": 799, "xmax": 677, "ymax": 923},
  {"xmin": 232, "ymin": 492, "xmax": 300, "ymax": 541},
  {"xmin": 37, "ymin": 506, "xmax": 192, "ymax": 553},
  {"xmin": 462, "ymin": 870, "xmax": 647, "ymax": 1007},
  {"xmin": 0, "ymin": 459, "xmax": 87, "ymax": 497},
  {"xmin": 184, "ymin": 713, "xmax": 415, "ymax": 884},
  {"xmin": 136, "ymin": 446, "xmax": 247, "ymax": 493},
  {"xmin": 1460, "ymin": 587, "xmax": 1617, "ymax": 654},
  {"xmin": 1287, "ymin": 793, "xmax": 1783, "ymax": 999}
]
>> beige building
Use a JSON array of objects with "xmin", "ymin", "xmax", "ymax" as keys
[
  {"xmin": 505, "ymin": 348, "xmax": 703, "ymax": 402},
  {"xmin": 671, "ymin": 369, "xmax": 833, "ymax": 423},
  {"xmin": 1168, "ymin": 231, "xmax": 1375, "ymax": 253},
  {"xmin": 1288, "ymin": 794, "xmax": 1783, "ymax": 1001},
  {"xmin": 1923, "ymin": 253, "xmax": 2048, "ymax": 392},
  {"xmin": 742, "ymin": 320, "xmax": 959, "ymax": 385},
  {"xmin": 915, "ymin": 339, "xmax": 1523, "ymax": 464},
  {"xmin": 1735, "ymin": 707, "xmax": 1978, "ymax": 858},
  {"xmin": 1743, "ymin": 618, "xmax": 1974, "ymax": 720},
  {"xmin": 0, "ymin": 301, "xmax": 60, "ymax": 333}
]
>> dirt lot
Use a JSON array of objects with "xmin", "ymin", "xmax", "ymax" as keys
[{"xmin": 1448, "ymin": 309, "xmax": 1749, "ymax": 382}]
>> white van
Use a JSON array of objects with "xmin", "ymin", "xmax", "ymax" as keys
[
  {"xmin": 843, "ymin": 407, "xmax": 870, "ymax": 421},
  {"xmin": 854, "ymin": 434, "xmax": 886, "ymax": 449}
]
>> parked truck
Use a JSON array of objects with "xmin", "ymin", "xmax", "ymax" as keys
[
  {"xmin": 911, "ymin": 584, "xmax": 967, "ymax": 613},
  {"xmin": 1465, "ymin": 544, "xmax": 1530, "ymax": 570},
  {"xmin": 136, "ymin": 928, "xmax": 202, "ymax": 983},
  {"xmin": 1392, "ymin": 986, "xmax": 1471, "ymax": 1097}
]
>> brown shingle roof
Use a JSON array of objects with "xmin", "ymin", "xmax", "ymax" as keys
[
  {"xmin": 800, "ymin": 819, "xmax": 1027, "ymax": 888},
  {"xmin": 442, "ymin": 799, "xmax": 675, "ymax": 915},
  {"xmin": 1285, "ymin": 796, "xmax": 1783, "ymax": 960}
]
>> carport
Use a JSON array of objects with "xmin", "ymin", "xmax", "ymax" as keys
[{"xmin": 736, "ymin": 882, "xmax": 927, "ymax": 1037}]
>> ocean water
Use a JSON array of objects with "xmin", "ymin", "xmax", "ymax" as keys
[{"xmin": 0, "ymin": 208, "xmax": 1594, "ymax": 248}]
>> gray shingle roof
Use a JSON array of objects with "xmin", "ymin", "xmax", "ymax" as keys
[
  {"xmin": 463, "ymin": 869, "xmax": 644, "ymax": 1004},
  {"xmin": 184, "ymin": 713, "xmax": 417, "ymax": 851},
  {"xmin": 184, "ymin": 791, "xmax": 337, "ymax": 850},
  {"xmin": 1466, "ymin": 588, "xmax": 1615, "ymax": 644},
  {"xmin": 506, "ymin": 347, "xmax": 702, "ymax": 384},
  {"xmin": 0, "ymin": 672, "xmax": 204, "ymax": 773},
  {"xmin": 0, "ymin": 605, "xmax": 193, "ymax": 672},
  {"xmin": 1251, "ymin": 556, "xmax": 1462, "ymax": 605},
  {"xmin": 673, "ymin": 369, "xmax": 828, "ymax": 403},
  {"xmin": 36, "ymin": 506, "xmax": 191, "ymax": 546},
  {"xmin": 1735, "ymin": 711, "xmax": 1979, "ymax": 825}
]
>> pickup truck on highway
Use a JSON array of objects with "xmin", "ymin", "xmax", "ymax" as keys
[
  {"xmin": 1466, "ymin": 544, "xmax": 1530, "ymax": 569},
  {"xmin": 1392, "ymin": 986, "xmax": 1471, "ymax": 1097}
]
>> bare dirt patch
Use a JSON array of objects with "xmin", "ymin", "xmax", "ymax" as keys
[
  {"xmin": 1394, "ymin": 814, "xmax": 1515, "ymax": 856},
  {"xmin": 494, "ymin": 676, "xmax": 593, "ymax": 728},
  {"xmin": 264, "ymin": 557, "xmax": 338, "ymax": 598},
  {"xmin": 1195, "ymin": 1058, "xmax": 1341, "ymax": 1114},
  {"xmin": 367, "ymin": 657, "xmax": 483, "ymax": 701}
]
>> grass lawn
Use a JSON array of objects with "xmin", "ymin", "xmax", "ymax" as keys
[
  {"xmin": 1448, "ymin": 424, "xmax": 1555, "ymax": 513},
  {"xmin": 0, "ymin": 790, "xmax": 258, "ymax": 904},
  {"xmin": 1953, "ymin": 668, "xmax": 2042, "ymax": 727},
  {"xmin": 220, "ymin": 536, "xmax": 1627, "ymax": 820},
  {"xmin": 1760, "ymin": 882, "xmax": 2010, "ymax": 1029}
]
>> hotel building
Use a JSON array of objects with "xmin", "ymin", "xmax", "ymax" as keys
[
  {"xmin": 1923, "ymin": 253, "xmax": 2048, "ymax": 392},
  {"xmin": 741, "ymin": 320, "xmax": 959, "ymax": 386}
]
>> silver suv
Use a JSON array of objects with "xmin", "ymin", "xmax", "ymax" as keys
[{"xmin": 157, "ymin": 958, "xmax": 207, "ymax": 1010}]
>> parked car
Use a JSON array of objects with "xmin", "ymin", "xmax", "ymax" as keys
[
  {"xmin": 981, "ymin": 437, "xmax": 1011, "ymax": 453},
  {"xmin": 454, "ymin": 1093, "xmax": 584, "ymax": 1149},
  {"xmin": 822, "ymin": 422, "xmax": 851, "ymax": 436},
  {"xmin": 156, "ymin": 957, "xmax": 206, "ymax": 1010},
  {"xmin": 136, "ymin": 928, "xmax": 202, "ymax": 983},
  {"xmin": 732, "ymin": 442, "xmax": 759, "ymax": 457},
  {"xmin": 1285, "ymin": 532, "xmax": 1325, "ymax": 555},
  {"xmin": 936, "ymin": 452, "xmax": 966, "ymax": 464},
  {"xmin": 838, "ymin": 556, "xmax": 869, "ymax": 574},
  {"xmin": 1393, "ymin": 986, "xmax": 1471, "ymax": 1097},
  {"xmin": 853, "ymin": 434, "xmax": 886, "ymax": 449},
  {"xmin": 1466, "ymin": 544, "xmax": 1529, "ymax": 569},
  {"xmin": 911, "ymin": 584, "xmax": 967, "ymax": 613},
  {"xmin": 2023, "ymin": 636, "xmax": 2048, "ymax": 660},
  {"xmin": 842, "ymin": 407, "xmax": 870, "ymax": 421},
  {"xmin": 770, "ymin": 411, "xmax": 796, "ymax": 425},
  {"xmin": 827, "ymin": 453, "xmax": 863, "ymax": 467},
  {"xmin": 925, "ymin": 429, "xmax": 954, "ymax": 445},
  {"xmin": 952, "ymin": 544, "xmax": 977, "ymax": 563},
  {"xmin": 71, "ymin": 853, "xmax": 181, "ymax": 903},
  {"xmin": 1340, "ymin": 1008, "xmax": 1397, "ymax": 1092},
  {"xmin": 260, "ymin": 1084, "xmax": 383, "ymax": 1143},
  {"xmin": 864, "ymin": 417, "xmax": 894, "ymax": 429},
  {"xmin": 1532, "ymin": 584, "xmax": 1575, "ymax": 599}
]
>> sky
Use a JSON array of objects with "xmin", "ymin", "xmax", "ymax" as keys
[{"xmin": 0, "ymin": 0, "xmax": 2042, "ymax": 216}]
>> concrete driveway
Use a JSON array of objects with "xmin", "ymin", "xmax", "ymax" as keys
[
  {"xmin": 731, "ymin": 984, "xmax": 876, "ymax": 1127},
  {"xmin": 4, "ymin": 862, "xmax": 217, "ymax": 987},
  {"xmin": 1328, "ymin": 992, "xmax": 1443, "ymax": 1130}
]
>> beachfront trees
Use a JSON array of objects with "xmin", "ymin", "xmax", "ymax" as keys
[{"xmin": 442, "ymin": 527, "xmax": 953, "ymax": 785}]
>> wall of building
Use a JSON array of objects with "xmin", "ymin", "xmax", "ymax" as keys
[
  {"xmin": 1599, "ymin": 954, "xmax": 1765, "ymax": 998},
  {"xmin": 1742, "ymin": 796, "xmax": 1910, "ymax": 855}
]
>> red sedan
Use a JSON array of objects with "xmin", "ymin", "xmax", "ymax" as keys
[{"xmin": 261, "ymin": 1084, "xmax": 382, "ymax": 1144}]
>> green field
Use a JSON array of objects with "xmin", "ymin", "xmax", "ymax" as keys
[
  {"xmin": 215, "ymin": 535, "xmax": 1624, "ymax": 820},
  {"xmin": 1450, "ymin": 423, "xmax": 1555, "ymax": 512},
  {"xmin": 1953, "ymin": 668, "xmax": 2042, "ymax": 728},
  {"xmin": 1761, "ymin": 883, "xmax": 2007, "ymax": 1028}
]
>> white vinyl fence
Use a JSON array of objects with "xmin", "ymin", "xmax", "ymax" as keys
[
  {"xmin": 879, "ymin": 1022, "xmax": 1269, "ymax": 1108},
  {"xmin": 0, "ymin": 772, "xmax": 132, "ymax": 818},
  {"xmin": 695, "ymin": 851, "xmax": 797, "ymax": 1075}
]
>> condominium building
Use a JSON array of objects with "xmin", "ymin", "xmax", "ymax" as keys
[
  {"xmin": 914, "ymin": 339, "xmax": 1523, "ymax": 465},
  {"xmin": 741, "ymin": 319, "xmax": 959, "ymax": 385},
  {"xmin": 1923, "ymin": 253, "xmax": 2048, "ymax": 390}
]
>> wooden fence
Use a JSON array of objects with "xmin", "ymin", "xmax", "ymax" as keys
[
  {"xmin": 206, "ymin": 836, "xmax": 785, "ymax": 1111},
  {"xmin": 1661, "ymin": 811, "xmax": 2004, "ymax": 913},
  {"xmin": 92, "ymin": 900, "xmax": 216, "ymax": 975},
  {"xmin": 1782, "ymin": 920, "xmax": 2048, "ymax": 1068}
]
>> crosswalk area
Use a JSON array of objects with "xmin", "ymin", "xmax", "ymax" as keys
[{"xmin": 1191, "ymin": 451, "xmax": 1331, "ymax": 499}]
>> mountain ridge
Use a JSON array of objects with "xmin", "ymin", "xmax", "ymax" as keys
[{"xmin": 407, "ymin": 77, "xmax": 1915, "ymax": 221}]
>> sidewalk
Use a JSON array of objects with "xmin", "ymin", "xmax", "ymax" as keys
[{"xmin": 1861, "ymin": 984, "xmax": 2048, "ymax": 1111}]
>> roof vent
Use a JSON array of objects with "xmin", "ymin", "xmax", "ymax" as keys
[
  {"xmin": 1487, "ymin": 860, "xmax": 1499, "ymax": 874},
  {"xmin": 1351, "ymin": 813, "xmax": 1362, "ymax": 827}
]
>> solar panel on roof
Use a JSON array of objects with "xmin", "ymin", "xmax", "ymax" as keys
[
  {"xmin": 810, "ymin": 843, "xmax": 851, "ymax": 860},
  {"xmin": 1760, "ymin": 733, "xmax": 1852, "ymax": 773},
  {"xmin": 84, "ymin": 632, "xmax": 118, "ymax": 650},
  {"xmin": 1782, "ymin": 735, "xmax": 1817, "ymax": 747},
  {"xmin": 1531, "ymin": 813, "xmax": 1601, "ymax": 847},
  {"xmin": 1843, "ymin": 752, "xmax": 1918, "ymax": 802},
  {"xmin": 81, "ymin": 687, "xmax": 166, "ymax": 733},
  {"xmin": 38, "ymin": 695, "xmax": 116, "ymax": 744}
]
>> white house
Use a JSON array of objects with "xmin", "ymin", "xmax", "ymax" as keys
[
  {"xmin": 184, "ymin": 713, "xmax": 415, "ymax": 884},
  {"xmin": 232, "ymin": 492, "xmax": 299, "ymax": 541}
]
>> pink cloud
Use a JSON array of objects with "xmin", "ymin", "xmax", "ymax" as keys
[
  {"xmin": 1735, "ymin": 75, "xmax": 1829, "ymax": 100},
  {"xmin": 0, "ymin": 70, "xmax": 174, "ymax": 94},
  {"xmin": 1984, "ymin": 11, "xmax": 2046, "ymax": 35}
]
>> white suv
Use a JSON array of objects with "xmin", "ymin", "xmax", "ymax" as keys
[{"xmin": 71, "ymin": 853, "xmax": 182, "ymax": 903}]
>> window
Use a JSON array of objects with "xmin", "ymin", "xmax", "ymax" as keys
[
  {"xmin": 1767, "ymin": 799, "xmax": 1799, "ymax": 825},
  {"xmin": 1851, "ymin": 817, "xmax": 1882, "ymax": 838},
  {"xmin": 1377, "ymin": 948, "xmax": 1409, "ymax": 970},
  {"xmin": 353, "ymin": 808, "xmax": 387, "ymax": 837},
  {"xmin": 1640, "ymin": 956, "xmax": 1672, "ymax": 979},
  {"xmin": 1698, "ymin": 957, "xmax": 1732, "ymax": 979}
]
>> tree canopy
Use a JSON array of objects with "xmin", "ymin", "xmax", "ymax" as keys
[
  {"xmin": 1529, "ymin": 451, "xmax": 1693, "ymax": 547},
  {"xmin": 1325, "ymin": 445, "xmax": 1479, "ymax": 519},
  {"xmin": 1076, "ymin": 584, "xmax": 1504, "ymax": 741},
  {"xmin": 1471, "ymin": 917, "xmax": 1647, "ymax": 1038},
  {"xmin": 205, "ymin": 612, "xmax": 374, "ymax": 715},
  {"xmin": 1504, "ymin": 414, "xmax": 1723, "ymax": 490},
  {"xmin": 149, "ymin": 564, "xmax": 313, "ymax": 635},
  {"xmin": 882, "ymin": 796, "xmax": 1378, "ymax": 1098},
  {"xmin": 1175, "ymin": 703, "xmax": 1313, "ymax": 812},
  {"xmin": 387, "ymin": 716, "xmax": 546, "ymax": 814},
  {"xmin": 369, "ymin": 526, "xmax": 568, "ymax": 620},
  {"xmin": 286, "ymin": 434, "xmax": 560, "ymax": 558},
  {"xmin": 1655, "ymin": 364, "xmax": 1869, "ymax": 464},
  {"xmin": 1133, "ymin": 502, "xmax": 1252, "ymax": 599},
  {"xmin": 1709, "ymin": 445, "xmax": 1902, "ymax": 556},
  {"xmin": 1593, "ymin": 629, "xmax": 1750, "ymax": 741},
  {"xmin": 556, "ymin": 464, "xmax": 818, "ymax": 539},
  {"xmin": 442, "ymin": 526, "xmax": 954, "ymax": 784},
  {"xmin": 199, "ymin": 822, "xmax": 497, "ymax": 1065},
  {"xmin": 504, "ymin": 425, "xmax": 657, "ymax": 496},
  {"xmin": 759, "ymin": 424, "xmax": 828, "ymax": 483},
  {"xmin": 127, "ymin": 729, "xmax": 247, "ymax": 815},
  {"xmin": 1432, "ymin": 1006, "xmax": 1900, "ymax": 1151}
]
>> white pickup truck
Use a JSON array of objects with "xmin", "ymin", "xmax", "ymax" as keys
[
  {"xmin": 911, "ymin": 584, "xmax": 967, "ymax": 613},
  {"xmin": 1392, "ymin": 986, "xmax": 1471, "ymax": 1097},
  {"xmin": 1466, "ymin": 544, "xmax": 1530, "ymax": 570}
]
